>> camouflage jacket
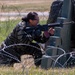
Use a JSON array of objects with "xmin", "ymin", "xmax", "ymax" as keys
[{"xmin": 4, "ymin": 21, "xmax": 49, "ymax": 46}]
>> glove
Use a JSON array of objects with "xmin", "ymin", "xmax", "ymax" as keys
[{"xmin": 44, "ymin": 31, "xmax": 50, "ymax": 38}]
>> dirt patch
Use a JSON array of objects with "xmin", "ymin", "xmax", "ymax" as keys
[
  {"xmin": 13, "ymin": 55, "xmax": 35, "ymax": 70},
  {"xmin": 0, "ymin": 0, "xmax": 54, "ymax": 5},
  {"xmin": 0, "ymin": 0, "xmax": 55, "ymax": 12}
]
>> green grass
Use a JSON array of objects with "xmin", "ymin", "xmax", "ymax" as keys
[
  {"xmin": 0, "ymin": 20, "xmax": 20, "ymax": 43},
  {"xmin": 0, "ymin": 66, "xmax": 75, "ymax": 75}
]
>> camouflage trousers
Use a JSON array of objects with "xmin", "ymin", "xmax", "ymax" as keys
[{"xmin": 0, "ymin": 42, "xmax": 42, "ymax": 67}]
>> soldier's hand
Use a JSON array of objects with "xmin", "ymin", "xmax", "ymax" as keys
[{"xmin": 48, "ymin": 27, "xmax": 55, "ymax": 35}]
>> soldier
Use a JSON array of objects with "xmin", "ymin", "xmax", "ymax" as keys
[{"xmin": 0, "ymin": 12, "xmax": 54, "ymax": 67}]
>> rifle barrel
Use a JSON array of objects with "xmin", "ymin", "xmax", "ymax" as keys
[
  {"xmin": 47, "ymin": 21, "xmax": 75, "ymax": 27},
  {"xmin": 48, "ymin": 22, "xmax": 61, "ymax": 27}
]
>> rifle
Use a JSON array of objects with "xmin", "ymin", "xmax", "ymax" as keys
[{"xmin": 25, "ymin": 21, "xmax": 74, "ymax": 32}]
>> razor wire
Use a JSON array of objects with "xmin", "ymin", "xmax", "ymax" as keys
[
  {"xmin": 0, "ymin": 43, "xmax": 75, "ymax": 75},
  {"xmin": 45, "ymin": 46, "xmax": 66, "ymax": 68},
  {"xmin": 0, "ymin": 4, "xmax": 49, "ymax": 22},
  {"xmin": 0, "ymin": 43, "xmax": 41, "ymax": 62},
  {"xmin": 54, "ymin": 51, "xmax": 75, "ymax": 67},
  {"xmin": 0, "ymin": 43, "xmax": 42, "ymax": 75}
]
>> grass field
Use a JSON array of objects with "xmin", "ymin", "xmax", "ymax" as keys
[
  {"xmin": 0, "ymin": 0, "xmax": 55, "ymax": 12},
  {"xmin": 0, "ymin": 66, "xmax": 75, "ymax": 75}
]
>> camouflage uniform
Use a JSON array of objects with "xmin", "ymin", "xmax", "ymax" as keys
[{"xmin": 0, "ymin": 21, "xmax": 49, "ymax": 66}]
